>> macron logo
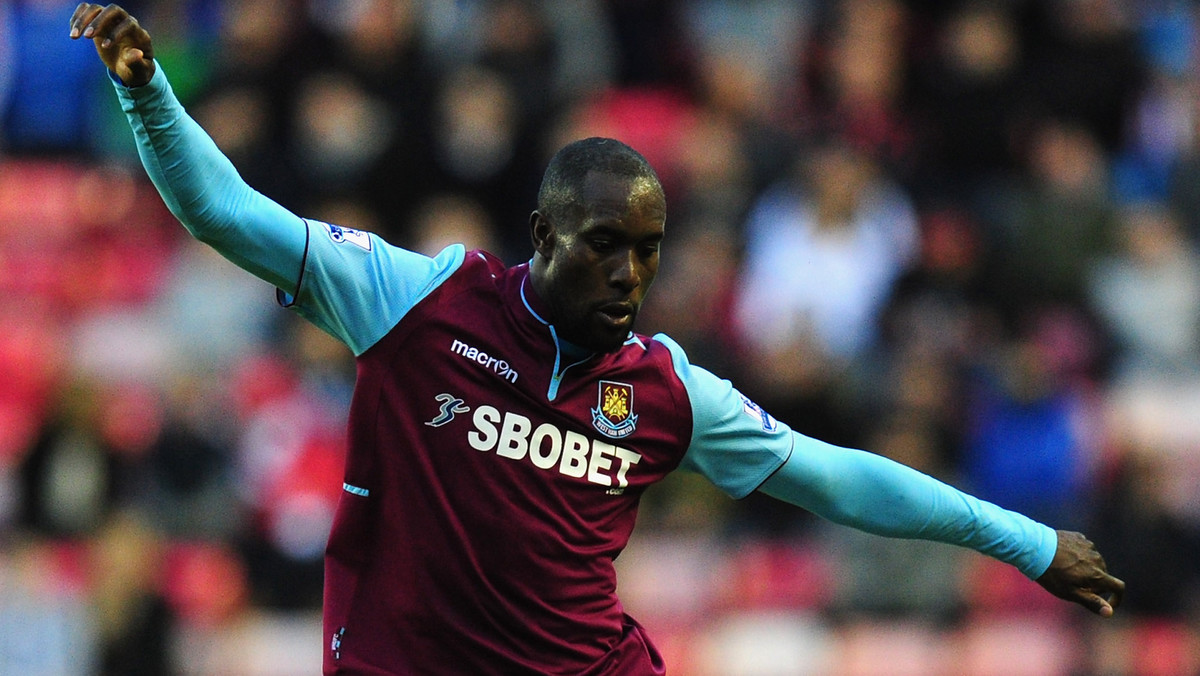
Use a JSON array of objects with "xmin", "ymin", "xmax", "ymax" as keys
[{"xmin": 451, "ymin": 339, "xmax": 519, "ymax": 384}]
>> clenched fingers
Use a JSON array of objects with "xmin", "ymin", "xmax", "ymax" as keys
[{"xmin": 69, "ymin": 3, "xmax": 154, "ymax": 86}]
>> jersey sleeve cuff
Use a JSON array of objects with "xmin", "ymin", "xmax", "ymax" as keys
[
  {"xmin": 108, "ymin": 58, "xmax": 166, "ymax": 98},
  {"xmin": 1020, "ymin": 523, "xmax": 1059, "ymax": 580}
]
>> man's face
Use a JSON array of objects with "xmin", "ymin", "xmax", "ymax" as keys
[{"xmin": 531, "ymin": 171, "xmax": 665, "ymax": 353}]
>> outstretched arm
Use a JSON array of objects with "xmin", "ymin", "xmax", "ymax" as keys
[{"xmin": 758, "ymin": 441, "xmax": 1124, "ymax": 616}]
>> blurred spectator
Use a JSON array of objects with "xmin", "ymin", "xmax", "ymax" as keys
[
  {"xmin": 230, "ymin": 339, "xmax": 348, "ymax": 610},
  {"xmin": 408, "ymin": 192, "xmax": 500, "ymax": 257},
  {"xmin": 1110, "ymin": 2, "xmax": 1197, "ymax": 204},
  {"xmin": 89, "ymin": 512, "xmax": 175, "ymax": 676},
  {"xmin": 1022, "ymin": 0, "xmax": 1145, "ymax": 154},
  {"xmin": 1088, "ymin": 201, "xmax": 1200, "ymax": 378},
  {"xmin": 680, "ymin": 0, "xmax": 814, "ymax": 191},
  {"xmin": 192, "ymin": 0, "xmax": 324, "ymax": 210},
  {"xmin": 17, "ymin": 378, "xmax": 139, "ymax": 537},
  {"xmin": 140, "ymin": 376, "xmax": 242, "ymax": 540},
  {"xmin": 728, "ymin": 135, "xmax": 921, "ymax": 510},
  {"xmin": 289, "ymin": 71, "xmax": 398, "ymax": 214},
  {"xmin": 0, "ymin": 537, "xmax": 98, "ymax": 675},
  {"xmin": 308, "ymin": 0, "xmax": 427, "ymax": 99},
  {"xmin": 985, "ymin": 118, "xmax": 1119, "ymax": 314},
  {"xmin": 416, "ymin": 0, "xmax": 620, "ymax": 253},
  {"xmin": 911, "ymin": 1, "xmax": 1026, "ymax": 205},
  {"xmin": 538, "ymin": 0, "xmax": 618, "ymax": 102},
  {"xmin": 733, "ymin": 136, "xmax": 919, "ymax": 366},
  {"xmin": 474, "ymin": 0, "xmax": 558, "ymax": 122},
  {"xmin": 153, "ymin": 240, "xmax": 284, "ymax": 374},
  {"xmin": 804, "ymin": 0, "xmax": 915, "ymax": 172},
  {"xmin": 668, "ymin": 98, "xmax": 769, "ymax": 235},
  {"xmin": 875, "ymin": 206, "xmax": 994, "ymax": 473},
  {"xmin": 1, "ymin": 0, "xmax": 111, "ymax": 156},
  {"xmin": 881, "ymin": 207, "xmax": 990, "ymax": 365},
  {"xmin": 682, "ymin": 0, "xmax": 812, "ymax": 97},
  {"xmin": 305, "ymin": 0, "xmax": 437, "ymax": 237},
  {"xmin": 218, "ymin": 0, "xmax": 316, "ymax": 84},
  {"xmin": 425, "ymin": 63, "xmax": 545, "ymax": 259},
  {"xmin": 961, "ymin": 309, "xmax": 1103, "ymax": 529},
  {"xmin": 1090, "ymin": 443, "xmax": 1200, "ymax": 618}
]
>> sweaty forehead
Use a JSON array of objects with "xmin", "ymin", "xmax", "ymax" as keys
[{"xmin": 578, "ymin": 171, "xmax": 665, "ymax": 221}]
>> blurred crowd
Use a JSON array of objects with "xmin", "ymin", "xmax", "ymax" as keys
[{"xmin": 2, "ymin": 0, "xmax": 1200, "ymax": 674}]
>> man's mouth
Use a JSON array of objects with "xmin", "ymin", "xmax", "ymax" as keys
[{"xmin": 596, "ymin": 302, "xmax": 635, "ymax": 327}]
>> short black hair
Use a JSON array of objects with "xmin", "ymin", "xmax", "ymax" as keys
[{"xmin": 537, "ymin": 137, "xmax": 663, "ymax": 225}]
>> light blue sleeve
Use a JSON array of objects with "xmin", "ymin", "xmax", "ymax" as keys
[
  {"xmin": 758, "ymin": 441, "xmax": 1059, "ymax": 579},
  {"xmin": 658, "ymin": 334, "xmax": 1058, "ymax": 579},
  {"xmin": 114, "ymin": 62, "xmax": 464, "ymax": 354},
  {"xmin": 655, "ymin": 335, "xmax": 794, "ymax": 499},
  {"xmin": 284, "ymin": 223, "xmax": 465, "ymax": 355},
  {"xmin": 115, "ymin": 63, "xmax": 305, "ymax": 292}
]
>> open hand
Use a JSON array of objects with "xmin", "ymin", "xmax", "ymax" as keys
[
  {"xmin": 69, "ymin": 3, "xmax": 155, "ymax": 87},
  {"xmin": 1036, "ymin": 530, "xmax": 1125, "ymax": 617}
]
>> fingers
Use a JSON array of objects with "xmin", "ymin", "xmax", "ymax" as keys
[
  {"xmin": 101, "ymin": 15, "xmax": 140, "ymax": 49},
  {"xmin": 1082, "ymin": 591, "xmax": 1114, "ymax": 617},
  {"xmin": 1078, "ymin": 572, "xmax": 1125, "ymax": 618},
  {"xmin": 1036, "ymin": 531, "xmax": 1127, "ymax": 618},
  {"xmin": 85, "ymin": 4, "xmax": 130, "ymax": 45},
  {"xmin": 1079, "ymin": 562, "xmax": 1125, "ymax": 618},
  {"xmin": 68, "ymin": 3, "xmax": 105, "ymax": 39},
  {"xmin": 1101, "ymin": 572, "xmax": 1125, "ymax": 612},
  {"xmin": 69, "ymin": 3, "xmax": 140, "ymax": 47},
  {"xmin": 68, "ymin": 3, "xmax": 154, "ymax": 85}
]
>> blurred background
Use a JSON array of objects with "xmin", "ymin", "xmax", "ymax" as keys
[{"xmin": 2, "ymin": 0, "xmax": 1199, "ymax": 674}]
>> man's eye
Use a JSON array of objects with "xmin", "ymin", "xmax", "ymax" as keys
[
  {"xmin": 590, "ymin": 239, "xmax": 615, "ymax": 252},
  {"xmin": 639, "ymin": 243, "xmax": 660, "ymax": 257}
]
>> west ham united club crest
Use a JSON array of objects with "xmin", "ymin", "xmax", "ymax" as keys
[{"xmin": 591, "ymin": 381, "xmax": 638, "ymax": 439}]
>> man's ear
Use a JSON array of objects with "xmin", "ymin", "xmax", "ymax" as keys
[{"xmin": 530, "ymin": 211, "xmax": 555, "ymax": 258}]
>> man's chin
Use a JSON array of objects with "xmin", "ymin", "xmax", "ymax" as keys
[
  {"xmin": 579, "ymin": 334, "xmax": 627, "ymax": 354},
  {"xmin": 572, "ymin": 322, "xmax": 634, "ymax": 353}
]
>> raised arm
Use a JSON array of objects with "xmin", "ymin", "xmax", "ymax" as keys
[
  {"xmin": 69, "ymin": 3, "xmax": 306, "ymax": 294},
  {"xmin": 70, "ymin": 3, "xmax": 468, "ymax": 356}
]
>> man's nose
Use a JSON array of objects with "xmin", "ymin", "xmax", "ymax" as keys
[{"xmin": 609, "ymin": 249, "xmax": 641, "ymax": 291}]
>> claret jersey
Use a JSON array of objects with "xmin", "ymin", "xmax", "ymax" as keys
[
  {"xmin": 325, "ymin": 251, "xmax": 692, "ymax": 673},
  {"xmin": 114, "ymin": 62, "xmax": 1059, "ymax": 676},
  {"xmin": 290, "ymin": 230, "xmax": 795, "ymax": 674}
]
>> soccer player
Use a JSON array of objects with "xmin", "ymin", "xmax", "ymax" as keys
[{"xmin": 70, "ymin": 4, "xmax": 1125, "ymax": 674}]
